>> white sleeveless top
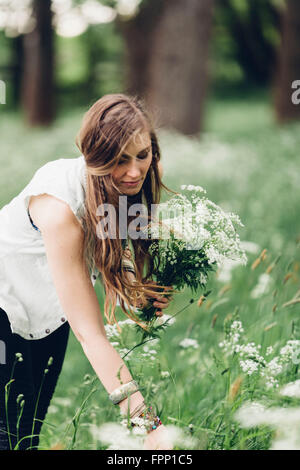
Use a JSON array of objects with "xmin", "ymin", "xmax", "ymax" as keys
[{"xmin": 0, "ymin": 155, "xmax": 102, "ymax": 340}]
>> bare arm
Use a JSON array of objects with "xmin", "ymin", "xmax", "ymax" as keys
[{"xmin": 29, "ymin": 194, "xmax": 144, "ymax": 415}]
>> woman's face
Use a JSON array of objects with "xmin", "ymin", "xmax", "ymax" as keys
[{"xmin": 111, "ymin": 131, "xmax": 152, "ymax": 195}]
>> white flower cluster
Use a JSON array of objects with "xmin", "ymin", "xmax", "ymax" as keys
[
  {"xmin": 105, "ymin": 318, "xmax": 136, "ymax": 339},
  {"xmin": 105, "ymin": 320, "xmax": 162, "ymax": 363},
  {"xmin": 250, "ymin": 273, "xmax": 272, "ymax": 299},
  {"xmin": 280, "ymin": 379, "xmax": 300, "ymax": 398},
  {"xmin": 120, "ymin": 417, "xmax": 148, "ymax": 436},
  {"xmin": 180, "ymin": 184, "xmax": 207, "ymax": 193},
  {"xmin": 219, "ymin": 319, "xmax": 300, "ymax": 389},
  {"xmin": 141, "ymin": 344, "xmax": 158, "ymax": 361},
  {"xmin": 153, "ymin": 186, "xmax": 247, "ymax": 270},
  {"xmin": 218, "ymin": 320, "xmax": 244, "ymax": 354},
  {"xmin": 154, "ymin": 313, "xmax": 176, "ymax": 327},
  {"xmin": 161, "ymin": 370, "xmax": 170, "ymax": 378},
  {"xmin": 179, "ymin": 338, "xmax": 199, "ymax": 349},
  {"xmin": 235, "ymin": 400, "xmax": 300, "ymax": 450}
]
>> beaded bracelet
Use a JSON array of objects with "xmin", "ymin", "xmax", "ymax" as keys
[{"xmin": 130, "ymin": 405, "xmax": 162, "ymax": 434}]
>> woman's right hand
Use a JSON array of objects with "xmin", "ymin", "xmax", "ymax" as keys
[{"xmin": 143, "ymin": 424, "xmax": 173, "ymax": 450}]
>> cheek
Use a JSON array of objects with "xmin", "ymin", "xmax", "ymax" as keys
[
  {"xmin": 143, "ymin": 157, "xmax": 152, "ymax": 173},
  {"xmin": 111, "ymin": 168, "xmax": 122, "ymax": 181}
]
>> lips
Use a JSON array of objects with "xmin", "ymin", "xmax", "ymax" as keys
[
  {"xmin": 123, "ymin": 179, "xmax": 141, "ymax": 186},
  {"xmin": 122, "ymin": 179, "xmax": 141, "ymax": 184}
]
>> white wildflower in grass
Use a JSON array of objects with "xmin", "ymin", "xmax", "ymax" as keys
[
  {"xmin": 180, "ymin": 184, "xmax": 206, "ymax": 193},
  {"xmin": 240, "ymin": 359, "xmax": 260, "ymax": 375},
  {"xmin": 179, "ymin": 338, "xmax": 199, "ymax": 349},
  {"xmin": 154, "ymin": 314, "xmax": 176, "ymax": 327},
  {"xmin": 162, "ymin": 424, "xmax": 199, "ymax": 450},
  {"xmin": 234, "ymin": 401, "xmax": 267, "ymax": 428},
  {"xmin": 219, "ymin": 317, "xmax": 300, "ymax": 389},
  {"xmin": 151, "ymin": 383, "xmax": 160, "ymax": 393},
  {"xmin": 161, "ymin": 371, "xmax": 170, "ymax": 378},
  {"xmin": 52, "ymin": 397, "xmax": 72, "ymax": 407},
  {"xmin": 280, "ymin": 340, "xmax": 300, "ymax": 362},
  {"xmin": 235, "ymin": 401, "xmax": 300, "ymax": 450},
  {"xmin": 239, "ymin": 240, "xmax": 260, "ymax": 255},
  {"xmin": 118, "ymin": 319, "xmax": 136, "ymax": 327},
  {"xmin": 118, "ymin": 348, "xmax": 133, "ymax": 359},
  {"xmin": 90, "ymin": 422, "xmax": 144, "ymax": 450},
  {"xmin": 219, "ymin": 320, "xmax": 244, "ymax": 354},
  {"xmin": 217, "ymin": 258, "xmax": 245, "ymax": 283},
  {"xmin": 250, "ymin": 273, "xmax": 272, "ymax": 299},
  {"xmin": 47, "ymin": 405, "xmax": 59, "ymax": 414},
  {"xmin": 279, "ymin": 379, "xmax": 300, "ymax": 399},
  {"xmin": 105, "ymin": 323, "xmax": 120, "ymax": 338}
]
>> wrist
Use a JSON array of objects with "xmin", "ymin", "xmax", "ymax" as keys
[
  {"xmin": 122, "ymin": 405, "xmax": 163, "ymax": 435},
  {"xmin": 118, "ymin": 390, "xmax": 145, "ymax": 416}
]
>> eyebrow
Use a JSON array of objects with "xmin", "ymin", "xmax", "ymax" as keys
[{"xmin": 121, "ymin": 145, "xmax": 151, "ymax": 158}]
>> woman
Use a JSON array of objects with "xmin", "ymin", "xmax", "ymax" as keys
[{"xmin": 0, "ymin": 93, "xmax": 175, "ymax": 450}]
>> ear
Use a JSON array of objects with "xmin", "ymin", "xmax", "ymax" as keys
[{"xmin": 157, "ymin": 160, "xmax": 163, "ymax": 179}]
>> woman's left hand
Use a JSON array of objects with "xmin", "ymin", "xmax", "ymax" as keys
[{"xmin": 151, "ymin": 285, "xmax": 174, "ymax": 317}]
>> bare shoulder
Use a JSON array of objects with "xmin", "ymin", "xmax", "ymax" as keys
[{"xmin": 28, "ymin": 194, "xmax": 82, "ymax": 234}]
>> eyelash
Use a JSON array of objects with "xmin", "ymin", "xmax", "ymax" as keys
[{"xmin": 119, "ymin": 153, "xmax": 149, "ymax": 165}]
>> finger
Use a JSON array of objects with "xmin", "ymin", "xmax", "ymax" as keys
[
  {"xmin": 155, "ymin": 310, "xmax": 163, "ymax": 317},
  {"xmin": 153, "ymin": 296, "xmax": 169, "ymax": 303},
  {"xmin": 153, "ymin": 302, "xmax": 168, "ymax": 309}
]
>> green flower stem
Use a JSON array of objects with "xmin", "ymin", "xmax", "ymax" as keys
[
  {"xmin": 16, "ymin": 400, "xmax": 25, "ymax": 449},
  {"xmin": 123, "ymin": 298, "xmax": 195, "ymax": 359},
  {"xmin": 5, "ymin": 356, "xmax": 19, "ymax": 450},
  {"xmin": 30, "ymin": 372, "xmax": 46, "ymax": 450}
]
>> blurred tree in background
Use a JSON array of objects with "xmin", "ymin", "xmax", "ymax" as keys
[
  {"xmin": 22, "ymin": 0, "xmax": 55, "ymax": 125},
  {"xmin": 0, "ymin": 0, "xmax": 299, "ymax": 131},
  {"xmin": 274, "ymin": 0, "xmax": 300, "ymax": 122},
  {"xmin": 117, "ymin": 0, "xmax": 214, "ymax": 135}
]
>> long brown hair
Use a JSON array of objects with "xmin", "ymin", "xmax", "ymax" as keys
[{"xmin": 76, "ymin": 93, "xmax": 175, "ymax": 332}]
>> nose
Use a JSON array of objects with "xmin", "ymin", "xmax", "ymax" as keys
[{"xmin": 125, "ymin": 160, "xmax": 142, "ymax": 180}]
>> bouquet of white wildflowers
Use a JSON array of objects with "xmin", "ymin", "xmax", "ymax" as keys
[{"xmin": 135, "ymin": 185, "xmax": 247, "ymax": 339}]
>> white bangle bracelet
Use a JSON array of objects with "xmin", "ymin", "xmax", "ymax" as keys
[{"xmin": 108, "ymin": 380, "xmax": 139, "ymax": 405}]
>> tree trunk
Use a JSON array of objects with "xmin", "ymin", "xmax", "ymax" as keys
[
  {"xmin": 116, "ymin": 0, "xmax": 165, "ymax": 99},
  {"xmin": 274, "ymin": 0, "xmax": 300, "ymax": 123},
  {"xmin": 21, "ymin": 0, "xmax": 55, "ymax": 126},
  {"xmin": 118, "ymin": 0, "xmax": 214, "ymax": 136},
  {"xmin": 11, "ymin": 34, "xmax": 24, "ymax": 107}
]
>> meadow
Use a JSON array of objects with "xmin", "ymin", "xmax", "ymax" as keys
[{"xmin": 1, "ymin": 90, "xmax": 300, "ymax": 450}]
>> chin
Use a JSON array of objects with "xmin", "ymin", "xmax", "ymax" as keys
[
  {"xmin": 124, "ymin": 187, "xmax": 141, "ymax": 195},
  {"xmin": 123, "ymin": 182, "xmax": 144, "ymax": 195}
]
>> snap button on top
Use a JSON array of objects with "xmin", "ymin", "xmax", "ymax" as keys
[
  {"xmin": 45, "ymin": 329, "xmax": 50, "ymax": 334},
  {"xmin": 61, "ymin": 317, "xmax": 66, "ymax": 322},
  {"xmin": 29, "ymin": 334, "xmax": 34, "ymax": 338},
  {"xmin": 92, "ymin": 275, "xmax": 97, "ymax": 280}
]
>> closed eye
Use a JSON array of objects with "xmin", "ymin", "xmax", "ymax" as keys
[{"xmin": 118, "ymin": 150, "xmax": 150, "ymax": 165}]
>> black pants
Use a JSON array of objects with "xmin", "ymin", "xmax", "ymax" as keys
[{"xmin": 0, "ymin": 308, "xmax": 70, "ymax": 450}]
